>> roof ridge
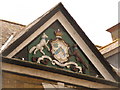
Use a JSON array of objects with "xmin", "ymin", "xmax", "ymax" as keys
[{"xmin": 0, "ymin": 19, "xmax": 26, "ymax": 27}]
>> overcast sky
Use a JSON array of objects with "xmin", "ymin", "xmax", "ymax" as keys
[{"xmin": 0, "ymin": 0, "xmax": 119, "ymax": 46}]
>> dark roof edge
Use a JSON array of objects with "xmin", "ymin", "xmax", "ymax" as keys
[
  {"xmin": 2, "ymin": 56, "xmax": 119, "ymax": 87},
  {"xmin": 59, "ymin": 3, "xmax": 120, "ymax": 82},
  {"xmin": 0, "ymin": 19, "xmax": 26, "ymax": 27},
  {"xmin": 2, "ymin": 3, "xmax": 62, "ymax": 56},
  {"xmin": 106, "ymin": 23, "xmax": 120, "ymax": 32},
  {"xmin": 2, "ymin": 2, "xmax": 119, "ymax": 82}
]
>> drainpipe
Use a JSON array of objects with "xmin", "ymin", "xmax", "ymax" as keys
[{"xmin": 0, "ymin": 34, "xmax": 14, "ymax": 53}]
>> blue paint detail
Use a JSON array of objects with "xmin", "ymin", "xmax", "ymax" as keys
[{"xmin": 54, "ymin": 47, "xmax": 65, "ymax": 57}]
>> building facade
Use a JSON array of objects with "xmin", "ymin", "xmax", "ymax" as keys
[
  {"xmin": 1, "ymin": 3, "xmax": 120, "ymax": 89},
  {"xmin": 99, "ymin": 23, "xmax": 120, "ymax": 77}
]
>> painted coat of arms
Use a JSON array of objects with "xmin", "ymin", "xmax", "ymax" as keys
[
  {"xmin": 51, "ymin": 37, "xmax": 69, "ymax": 63},
  {"xmin": 29, "ymin": 29, "xmax": 85, "ymax": 73}
]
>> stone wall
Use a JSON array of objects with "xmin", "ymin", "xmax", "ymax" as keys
[{"xmin": 2, "ymin": 71, "xmax": 56, "ymax": 88}]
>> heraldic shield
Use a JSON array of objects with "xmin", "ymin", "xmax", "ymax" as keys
[
  {"xmin": 51, "ymin": 38, "xmax": 69, "ymax": 63},
  {"xmin": 29, "ymin": 29, "xmax": 83, "ymax": 73}
]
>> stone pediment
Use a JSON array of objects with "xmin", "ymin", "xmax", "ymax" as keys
[{"xmin": 2, "ymin": 3, "xmax": 119, "ymax": 82}]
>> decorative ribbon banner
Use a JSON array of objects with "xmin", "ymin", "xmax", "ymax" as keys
[{"xmin": 37, "ymin": 55, "xmax": 82, "ymax": 73}]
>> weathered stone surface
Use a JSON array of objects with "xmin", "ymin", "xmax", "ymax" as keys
[{"xmin": 0, "ymin": 20, "xmax": 25, "ymax": 48}]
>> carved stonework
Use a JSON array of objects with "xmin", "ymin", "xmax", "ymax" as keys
[
  {"xmin": 51, "ymin": 39, "xmax": 69, "ymax": 63},
  {"xmin": 29, "ymin": 29, "xmax": 90, "ymax": 73},
  {"xmin": 71, "ymin": 44, "xmax": 88, "ymax": 69},
  {"xmin": 29, "ymin": 33, "xmax": 50, "ymax": 55}
]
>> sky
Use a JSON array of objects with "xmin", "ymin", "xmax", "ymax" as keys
[{"xmin": 0, "ymin": 0, "xmax": 119, "ymax": 46}]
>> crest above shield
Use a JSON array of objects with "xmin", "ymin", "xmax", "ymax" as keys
[
  {"xmin": 50, "ymin": 30, "xmax": 69, "ymax": 63},
  {"xmin": 51, "ymin": 38, "xmax": 69, "ymax": 63},
  {"xmin": 2, "ymin": 3, "xmax": 119, "ymax": 82}
]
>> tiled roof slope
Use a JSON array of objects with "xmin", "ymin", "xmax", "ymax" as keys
[{"xmin": 0, "ymin": 20, "xmax": 26, "ymax": 48}]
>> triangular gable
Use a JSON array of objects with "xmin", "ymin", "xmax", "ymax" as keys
[
  {"xmin": 17, "ymin": 20, "xmax": 101, "ymax": 77},
  {"xmin": 2, "ymin": 3, "xmax": 119, "ymax": 82}
]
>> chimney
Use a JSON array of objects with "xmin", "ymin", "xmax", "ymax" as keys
[{"xmin": 106, "ymin": 23, "xmax": 120, "ymax": 41}]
